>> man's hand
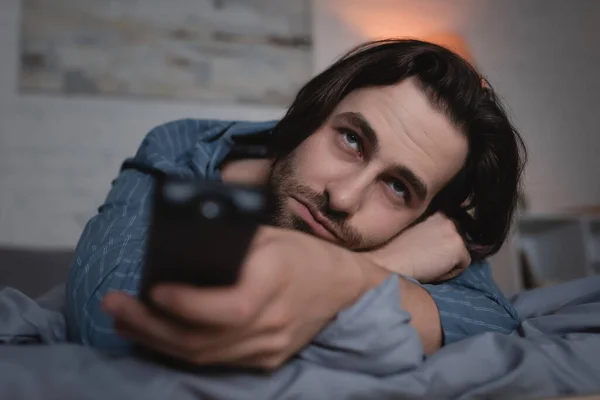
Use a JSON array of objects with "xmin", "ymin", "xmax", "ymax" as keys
[
  {"xmin": 366, "ymin": 212, "xmax": 471, "ymax": 283},
  {"xmin": 103, "ymin": 226, "xmax": 385, "ymax": 370}
]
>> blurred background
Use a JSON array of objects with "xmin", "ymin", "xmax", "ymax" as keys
[{"xmin": 0, "ymin": 0, "xmax": 599, "ymax": 297}]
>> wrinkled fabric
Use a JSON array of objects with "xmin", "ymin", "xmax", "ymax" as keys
[
  {"xmin": 0, "ymin": 277, "xmax": 599, "ymax": 400},
  {"xmin": 0, "ymin": 287, "xmax": 65, "ymax": 344}
]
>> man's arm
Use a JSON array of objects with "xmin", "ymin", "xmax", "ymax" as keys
[
  {"xmin": 66, "ymin": 119, "xmax": 232, "ymax": 349},
  {"xmin": 398, "ymin": 276, "xmax": 442, "ymax": 353},
  {"xmin": 103, "ymin": 226, "xmax": 429, "ymax": 371},
  {"xmin": 102, "ymin": 217, "xmax": 517, "ymax": 372},
  {"xmin": 366, "ymin": 213, "xmax": 520, "ymax": 347},
  {"xmin": 71, "ymin": 119, "xmax": 516, "ymax": 367},
  {"xmin": 378, "ymin": 262, "xmax": 519, "ymax": 353}
]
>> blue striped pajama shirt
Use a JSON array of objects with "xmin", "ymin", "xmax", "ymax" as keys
[{"xmin": 65, "ymin": 118, "xmax": 520, "ymax": 351}]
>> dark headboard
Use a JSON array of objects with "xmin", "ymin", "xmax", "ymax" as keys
[{"xmin": 0, "ymin": 246, "xmax": 74, "ymax": 298}]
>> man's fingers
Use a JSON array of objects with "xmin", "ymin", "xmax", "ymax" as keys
[
  {"xmin": 189, "ymin": 332, "xmax": 290, "ymax": 367},
  {"xmin": 460, "ymin": 246, "xmax": 472, "ymax": 270},
  {"xmin": 104, "ymin": 292, "xmax": 184, "ymax": 337},
  {"xmin": 150, "ymin": 280, "xmax": 280, "ymax": 327},
  {"xmin": 437, "ymin": 250, "xmax": 471, "ymax": 282},
  {"xmin": 150, "ymin": 284, "xmax": 255, "ymax": 326},
  {"xmin": 436, "ymin": 267, "xmax": 463, "ymax": 282},
  {"xmin": 104, "ymin": 292, "xmax": 217, "ymax": 353},
  {"xmin": 114, "ymin": 310, "xmax": 288, "ymax": 368},
  {"xmin": 114, "ymin": 319, "xmax": 191, "ymax": 360},
  {"xmin": 103, "ymin": 292, "xmax": 150, "ymax": 324}
]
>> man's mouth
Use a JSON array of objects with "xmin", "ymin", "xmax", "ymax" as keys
[{"xmin": 289, "ymin": 196, "xmax": 340, "ymax": 242}]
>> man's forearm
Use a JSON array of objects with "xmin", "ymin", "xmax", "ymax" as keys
[{"xmin": 396, "ymin": 275, "xmax": 442, "ymax": 353}]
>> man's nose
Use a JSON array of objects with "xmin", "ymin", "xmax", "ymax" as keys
[{"xmin": 325, "ymin": 174, "xmax": 370, "ymax": 217}]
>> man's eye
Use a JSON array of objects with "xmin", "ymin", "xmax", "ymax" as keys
[
  {"xmin": 342, "ymin": 131, "xmax": 362, "ymax": 153},
  {"xmin": 387, "ymin": 179, "xmax": 409, "ymax": 199}
]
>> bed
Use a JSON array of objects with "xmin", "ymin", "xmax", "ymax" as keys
[{"xmin": 1, "ymin": 247, "xmax": 599, "ymax": 399}]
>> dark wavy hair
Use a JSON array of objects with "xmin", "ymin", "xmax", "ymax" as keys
[{"xmin": 270, "ymin": 39, "xmax": 527, "ymax": 260}]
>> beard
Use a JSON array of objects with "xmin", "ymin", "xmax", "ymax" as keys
[{"xmin": 267, "ymin": 152, "xmax": 383, "ymax": 251}]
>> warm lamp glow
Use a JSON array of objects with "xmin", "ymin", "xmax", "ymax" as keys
[
  {"xmin": 333, "ymin": 6, "xmax": 452, "ymax": 40},
  {"xmin": 329, "ymin": 4, "xmax": 475, "ymax": 64},
  {"xmin": 421, "ymin": 33, "xmax": 473, "ymax": 63}
]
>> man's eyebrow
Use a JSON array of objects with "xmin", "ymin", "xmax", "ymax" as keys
[
  {"xmin": 335, "ymin": 111, "xmax": 428, "ymax": 202},
  {"xmin": 336, "ymin": 112, "xmax": 379, "ymax": 152},
  {"xmin": 392, "ymin": 164, "xmax": 428, "ymax": 202}
]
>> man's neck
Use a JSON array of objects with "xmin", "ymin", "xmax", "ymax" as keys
[{"xmin": 220, "ymin": 158, "xmax": 273, "ymax": 186}]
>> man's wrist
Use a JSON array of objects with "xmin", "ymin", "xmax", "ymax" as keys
[
  {"xmin": 338, "ymin": 249, "xmax": 392, "ymax": 309},
  {"xmin": 363, "ymin": 247, "xmax": 415, "ymax": 279}
]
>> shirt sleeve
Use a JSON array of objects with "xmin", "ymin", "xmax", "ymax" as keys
[
  {"xmin": 65, "ymin": 119, "xmax": 228, "ymax": 351},
  {"xmin": 421, "ymin": 261, "xmax": 521, "ymax": 345}
]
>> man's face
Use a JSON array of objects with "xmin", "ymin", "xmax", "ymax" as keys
[{"xmin": 269, "ymin": 77, "xmax": 468, "ymax": 250}]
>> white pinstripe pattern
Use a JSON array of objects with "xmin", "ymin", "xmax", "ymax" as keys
[{"xmin": 65, "ymin": 119, "xmax": 520, "ymax": 352}]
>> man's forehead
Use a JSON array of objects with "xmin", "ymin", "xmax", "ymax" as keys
[
  {"xmin": 328, "ymin": 81, "xmax": 469, "ymax": 197},
  {"xmin": 330, "ymin": 81, "xmax": 453, "ymax": 147},
  {"xmin": 333, "ymin": 79, "xmax": 432, "ymax": 120}
]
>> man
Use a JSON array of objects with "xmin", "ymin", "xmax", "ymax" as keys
[{"xmin": 66, "ymin": 39, "xmax": 525, "ymax": 369}]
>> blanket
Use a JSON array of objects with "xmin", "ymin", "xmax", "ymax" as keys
[{"xmin": 1, "ymin": 277, "xmax": 600, "ymax": 400}]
